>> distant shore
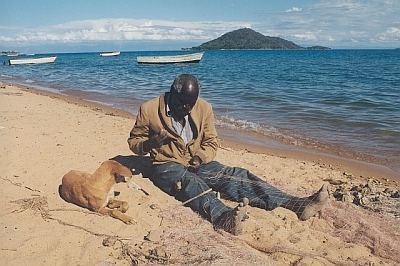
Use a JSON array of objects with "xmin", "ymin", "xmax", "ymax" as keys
[{"xmin": 5, "ymin": 81, "xmax": 399, "ymax": 182}]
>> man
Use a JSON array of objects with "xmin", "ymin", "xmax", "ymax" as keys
[{"xmin": 128, "ymin": 74, "xmax": 328, "ymax": 235}]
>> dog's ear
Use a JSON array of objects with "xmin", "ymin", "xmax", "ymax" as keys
[{"xmin": 119, "ymin": 165, "xmax": 132, "ymax": 177}]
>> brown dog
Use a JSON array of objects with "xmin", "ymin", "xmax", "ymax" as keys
[{"xmin": 59, "ymin": 160, "xmax": 135, "ymax": 224}]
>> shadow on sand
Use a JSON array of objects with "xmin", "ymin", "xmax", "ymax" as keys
[{"xmin": 110, "ymin": 155, "xmax": 154, "ymax": 178}]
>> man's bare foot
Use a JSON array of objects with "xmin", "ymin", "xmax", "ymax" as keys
[
  {"xmin": 214, "ymin": 198, "xmax": 249, "ymax": 235},
  {"xmin": 298, "ymin": 184, "xmax": 329, "ymax": 220}
]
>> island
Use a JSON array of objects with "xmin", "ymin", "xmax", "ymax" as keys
[{"xmin": 188, "ymin": 28, "xmax": 330, "ymax": 50}]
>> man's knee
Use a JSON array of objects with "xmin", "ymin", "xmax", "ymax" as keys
[
  {"xmin": 151, "ymin": 162, "xmax": 187, "ymax": 195},
  {"xmin": 198, "ymin": 161, "xmax": 225, "ymax": 174}
]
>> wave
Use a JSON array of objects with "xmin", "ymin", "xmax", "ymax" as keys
[{"xmin": 215, "ymin": 115, "xmax": 299, "ymax": 145}]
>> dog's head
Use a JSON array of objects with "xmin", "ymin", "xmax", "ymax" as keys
[
  {"xmin": 115, "ymin": 173, "xmax": 132, "ymax": 183},
  {"xmin": 114, "ymin": 165, "xmax": 133, "ymax": 183},
  {"xmin": 102, "ymin": 160, "xmax": 133, "ymax": 183}
]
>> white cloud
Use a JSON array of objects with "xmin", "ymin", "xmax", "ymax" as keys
[
  {"xmin": 375, "ymin": 27, "xmax": 400, "ymax": 41},
  {"xmin": 285, "ymin": 7, "xmax": 302, "ymax": 13},
  {"xmin": 1, "ymin": 1, "xmax": 399, "ymax": 48},
  {"xmin": 258, "ymin": 0, "xmax": 400, "ymax": 47},
  {"xmin": 292, "ymin": 32, "xmax": 317, "ymax": 41},
  {"xmin": 0, "ymin": 18, "xmax": 251, "ymax": 43}
]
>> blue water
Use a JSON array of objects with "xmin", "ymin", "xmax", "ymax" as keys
[{"xmin": 1, "ymin": 50, "xmax": 399, "ymax": 169}]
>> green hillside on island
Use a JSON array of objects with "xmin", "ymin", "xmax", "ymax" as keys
[{"xmin": 189, "ymin": 28, "xmax": 330, "ymax": 50}]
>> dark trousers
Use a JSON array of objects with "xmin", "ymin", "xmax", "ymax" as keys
[{"xmin": 151, "ymin": 161, "xmax": 303, "ymax": 223}]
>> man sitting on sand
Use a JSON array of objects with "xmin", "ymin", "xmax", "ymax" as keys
[{"xmin": 128, "ymin": 74, "xmax": 329, "ymax": 235}]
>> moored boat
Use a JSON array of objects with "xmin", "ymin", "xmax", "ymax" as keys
[
  {"xmin": 100, "ymin": 51, "xmax": 120, "ymax": 57},
  {"xmin": 136, "ymin": 52, "xmax": 204, "ymax": 64},
  {"xmin": 6, "ymin": 53, "xmax": 20, "ymax": 57},
  {"xmin": 8, "ymin": 56, "xmax": 57, "ymax": 65}
]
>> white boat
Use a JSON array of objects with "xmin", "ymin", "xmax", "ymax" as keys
[
  {"xmin": 100, "ymin": 51, "xmax": 120, "ymax": 57},
  {"xmin": 8, "ymin": 56, "xmax": 57, "ymax": 65},
  {"xmin": 6, "ymin": 53, "xmax": 19, "ymax": 57},
  {"xmin": 137, "ymin": 52, "xmax": 204, "ymax": 64}
]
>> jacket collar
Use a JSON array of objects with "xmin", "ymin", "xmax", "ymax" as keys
[{"xmin": 159, "ymin": 92, "xmax": 200, "ymax": 138}]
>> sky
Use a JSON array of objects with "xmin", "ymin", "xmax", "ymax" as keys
[{"xmin": 1, "ymin": 0, "xmax": 399, "ymax": 53}]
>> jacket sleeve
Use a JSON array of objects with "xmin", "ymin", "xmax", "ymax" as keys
[
  {"xmin": 127, "ymin": 105, "xmax": 150, "ymax": 155},
  {"xmin": 194, "ymin": 104, "xmax": 219, "ymax": 163}
]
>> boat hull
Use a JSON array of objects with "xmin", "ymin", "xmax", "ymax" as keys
[
  {"xmin": 137, "ymin": 52, "xmax": 203, "ymax": 64},
  {"xmin": 100, "ymin": 51, "xmax": 120, "ymax": 57},
  {"xmin": 8, "ymin": 56, "xmax": 57, "ymax": 65}
]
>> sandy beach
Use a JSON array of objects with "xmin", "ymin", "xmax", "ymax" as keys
[{"xmin": 1, "ymin": 81, "xmax": 399, "ymax": 265}]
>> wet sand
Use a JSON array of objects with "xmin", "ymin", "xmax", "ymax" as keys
[
  {"xmin": 220, "ymin": 130, "xmax": 400, "ymax": 182},
  {"xmin": 1, "ymin": 81, "xmax": 399, "ymax": 265}
]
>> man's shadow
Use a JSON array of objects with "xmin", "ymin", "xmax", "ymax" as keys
[{"xmin": 110, "ymin": 155, "xmax": 153, "ymax": 178}]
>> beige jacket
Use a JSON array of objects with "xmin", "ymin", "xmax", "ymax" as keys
[{"xmin": 128, "ymin": 93, "xmax": 219, "ymax": 165}]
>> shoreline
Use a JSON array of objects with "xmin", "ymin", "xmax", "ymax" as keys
[
  {"xmin": 3, "ymin": 77, "xmax": 399, "ymax": 174},
  {"xmin": 6, "ymin": 81, "xmax": 399, "ymax": 182}
]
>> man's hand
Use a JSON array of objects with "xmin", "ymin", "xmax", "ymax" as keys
[
  {"xmin": 188, "ymin": 155, "xmax": 202, "ymax": 172},
  {"xmin": 142, "ymin": 129, "xmax": 171, "ymax": 152}
]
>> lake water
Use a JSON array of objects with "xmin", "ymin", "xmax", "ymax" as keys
[{"xmin": 1, "ymin": 49, "xmax": 399, "ymax": 172}]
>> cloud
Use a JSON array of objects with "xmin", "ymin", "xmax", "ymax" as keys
[
  {"xmin": 0, "ymin": 18, "xmax": 251, "ymax": 43},
  {"xmin": 1, "ymin": 0, "xmax": 399, "ymax": 49},
  {"xmin": 375, "ymin": 27, "xmax": 400, "ymax": 41},
  {"xmin": 285, "ymin": 7, "xmax": 302, "ymax": 13},
  {"xmin": 257, "ymin": 0, "xmax": 400, "ymax": 47},
  {"xmin": 292, "ymin": 32, "xmax": 318, "ymax": 41}
]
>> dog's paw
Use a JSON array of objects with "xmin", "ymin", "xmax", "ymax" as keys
[
  {"xmin": 122, "ymin": 215, "xmax": 136, "ymax": 225},
  {"xmin": 120, "ymin": 202, "xmax": 129, "ymax": 213}
]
